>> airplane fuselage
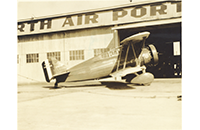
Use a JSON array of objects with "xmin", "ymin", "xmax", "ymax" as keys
[{"xmin": 66, "ymin": 48, "xmax": 119, "ymax": 81}]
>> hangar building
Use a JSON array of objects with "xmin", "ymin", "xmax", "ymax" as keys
[{"xmin": 17, "ymin": 0, "xmax": 182, "ymax": 84}]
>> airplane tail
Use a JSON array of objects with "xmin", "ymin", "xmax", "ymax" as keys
[{"xmin": 42, "ymin": 57, "xmax": 70, "ymax": 83}]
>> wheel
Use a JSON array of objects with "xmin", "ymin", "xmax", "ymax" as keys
[
  {"xmin": 54, "ymin": 82, "xmax": 58, "ymax": 88},
  {"xmin": 143, "ymin": 83, "xmax": 150, "ymax": 86}
]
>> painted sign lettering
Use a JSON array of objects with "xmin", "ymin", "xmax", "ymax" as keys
[
  {"xmin": 131, "ymin": 7, "xmax": 146, "ymax": 18},
  {"xmin": 85, "ymin": 13, "xmax": 98, "ymax": 24},
  {"xmin": 18, "ymin": 1, "xmax": 181, "ymax": 36},
  {"xmin": 113, "ymin": 9, "xmax": 128, "ymax": 21},
  {"xmin": 18, "ymin": 23, "xmax": 25, "ymax": 32},
  {"xmin": 150, "ymin": 4, "xmax": 167, "ymax": 16},
  {"xmin": 62, "ymin": 16, "xmax": 74, "ymax": 27},
  {"xmin": 40, "ymin": 19, "xmax": 52, "ymax": 29}
]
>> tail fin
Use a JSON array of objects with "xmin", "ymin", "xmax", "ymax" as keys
[{"xmin": 42, "ymin": 57, "xmax": 69, "ymax": 83}]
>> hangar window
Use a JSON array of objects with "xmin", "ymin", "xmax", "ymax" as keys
[
  {"xmin": 47, "ymin": 52, "xmax": 61, "ymax": 61},
  {"xmin": 26, "ymin": 53, "xmax": 39, "ymax": 63},
  {"xmin": 94, "ymin": 48, "xmax": 110, "ymax": 56},
  {"xmin": 69, "ymin": 50, "xmax": 84, "ymax": 60}
]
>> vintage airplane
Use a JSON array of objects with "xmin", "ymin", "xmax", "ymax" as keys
[{"xmin": 42, "ymin": 31, "xmax": 159, "ymax": 88}]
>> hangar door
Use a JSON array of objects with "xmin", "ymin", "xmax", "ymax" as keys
[{"xmin": 117, "ymin": 23, "xmax": 181, "ymax": 78}]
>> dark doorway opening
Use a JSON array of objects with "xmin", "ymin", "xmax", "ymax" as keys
[{"xmin": 118, "ymin": 23, "xmax": 182, "ymax": 78}]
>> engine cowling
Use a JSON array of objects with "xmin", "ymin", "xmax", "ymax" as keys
[{"xmin": 139, "ymin": 44, "xmax": 159, "ymax": 66}]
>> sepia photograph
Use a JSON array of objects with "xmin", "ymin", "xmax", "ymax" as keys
[{"xmin": 17, "ymin": 0, "xmax": 184, "ymax": 129}]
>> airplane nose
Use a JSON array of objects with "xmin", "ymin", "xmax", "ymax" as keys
[
  {"xmin": 139, "ymin": 44, "xmax": 159, "ymax": 66},
  {"xmin": 148, "ymin": 44, "xmax": 159, "ymax": 66}
]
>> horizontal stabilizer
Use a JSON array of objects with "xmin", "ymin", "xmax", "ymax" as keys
[{"xmin": 42, "ymin": 57, "xmax": 69, "ymax": 82}]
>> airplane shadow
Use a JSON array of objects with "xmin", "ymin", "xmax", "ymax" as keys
[
  {"xmin": 101, "ymin": 82, "xmax": 136, "ymax": 90},
  {"xmin": 43, "ymin": 86, "xmax": 64, "ymax": 90},
  {"xmin": 42, "ymin": 84, "xmax": 102, "ymax": 90},
  {"xmin": 64, "ymin": 84, "xmax": 103, "ymax": 88},
  {"xmin": 43, "ymin": 82, "xmax": 136, "ymax": 90}
]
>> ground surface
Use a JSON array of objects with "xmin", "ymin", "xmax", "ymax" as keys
[{"xmin": 18, "ymin": 78, "xmax": 181, "ymax": 130}]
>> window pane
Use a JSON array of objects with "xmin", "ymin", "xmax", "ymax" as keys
[
  {"xmin": 69, "ymin": 50, "xmax": 84, "ymax": 60},
  {"xmin": 47, "ymin": 52, "xmax": 60, "ymax": 61},
  {"xmin": 26, "ymin": 53, "xmax": 39, "ymax": 63}
]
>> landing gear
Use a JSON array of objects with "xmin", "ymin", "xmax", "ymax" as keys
[
  {"xmin": 50, "ymin": 80, "xmax": 62, "ymax": 89},
  {"xmin": 54, "ymin": 82, "xmax": 58, "ymax": 88},
  {"xmin": 129, "ymin": 72, "xmax": 154, "ymax": 86},
  {"xmin": 177, "ymin": 95, "xmax": 182, "ymax": 101},
  {"xmin": 142, "ymin": 83, "xmax": 151, "ymax": 86}
]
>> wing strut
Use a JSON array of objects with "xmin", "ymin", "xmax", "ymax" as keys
[
  {"xmin": 130, "ymin": 43, "xmax": 139, "ymax": 66},
  {"xmin": 116, "ymin": 46, "xmax": 122, "ymax": 72},
  {"xmin": 142, "ymin": 37, "xmax": 146, "ymax": 48},
  {"xmin": 123, "ymin": 44, "xmax": 130, "ymax": 69}
]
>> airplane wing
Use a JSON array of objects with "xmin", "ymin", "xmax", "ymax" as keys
[
  {"xmin": 120, "ymin": 31, "xmax": 150, "ymax": 46},
  {"xmin": 115, "ymin": 32, "xmax": 150, "ymax": 71},
  {"xmin": 106, "ymin": 32, "xmax": 150, "ymax": 82},
  {"xmin": 111, "ymin": 66, "xmax": 146, "ymax": 78},
  {"xmin": 98, "ymin": 67, "xmax": 145, "ymax": 83},
  {"xmin": 120, "ymin": 31, "xmax": 150, "ymax": 59}
]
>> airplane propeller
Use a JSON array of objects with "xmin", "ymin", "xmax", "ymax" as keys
[{"xmin": 148, "ymin": 44, "xmax": 159, "ymax": 66}]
